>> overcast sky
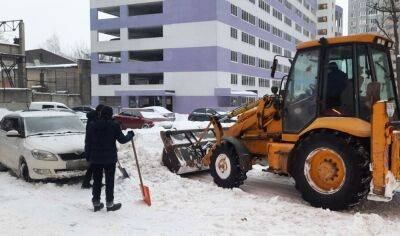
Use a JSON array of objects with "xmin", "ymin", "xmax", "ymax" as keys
[{"xmin": 0, "ymin": 0, "xmax": 348, "ymax": 51}]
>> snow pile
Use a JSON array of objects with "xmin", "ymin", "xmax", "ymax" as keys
[{"xmin": 2, "ymin": 121, "xmax": 400, "ymax": 235}]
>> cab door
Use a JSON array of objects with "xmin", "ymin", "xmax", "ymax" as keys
[{"xmin": 283, "ymin": 48, "xmax": 320, "ymax": 133}]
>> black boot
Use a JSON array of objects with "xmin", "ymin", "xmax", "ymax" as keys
[
  {"xmin": 93, "ymin": 202, "xmax": 104, "ymax": 212},
  {"xmin": 106, "ymin": 202, "xmax": 122, "ymax": 212},
  {"xmin": 81, "ymin": 182, "xmax": 92, "ymax": 189}
]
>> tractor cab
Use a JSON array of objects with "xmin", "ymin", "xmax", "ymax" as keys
[{"xmin": 279, "ymin": 34, "xmax": 399, "ymax": 134}]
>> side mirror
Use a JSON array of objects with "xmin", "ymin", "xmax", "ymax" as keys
[
  {"xmin": 271, "ymin": 59, "xmax": 278, "ymax": 78},
  {"xmin": 6, "ymin": 130, "xmax": 20, "ymax": 138},
  {"xmin": 271, "ymin": 86, "xmax": 279, "ymax": 95}
]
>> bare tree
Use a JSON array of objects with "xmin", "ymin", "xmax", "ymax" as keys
[
  {"xmin": 367, "ymin": 0, "xmax": 400, "ymax": 83},
  {"xmin": 68, "ymin": 41, "xmax": 90, "ymax": 60},
  {"xmin": 41, "ymin": 33, "xmax": 62, "ymax": 55}
]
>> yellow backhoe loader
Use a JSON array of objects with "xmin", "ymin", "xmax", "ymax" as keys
[{"xmin": 161, "ymin": 34, "xmax": 400, "ymax": 210}]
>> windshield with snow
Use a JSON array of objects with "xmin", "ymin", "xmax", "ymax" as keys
[{"xmin": 25, "ymin": 116, "xmax": 85, "ymax": 136}]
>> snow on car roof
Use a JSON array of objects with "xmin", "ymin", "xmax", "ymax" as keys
[
  {"xmin": 30, "ymin": 101, "xmax": 68, "ymax": 106},
  {"xmin": 145, "ymin": 106, "xmax": 172, "ymax": 113},
  {"xmin": 7, "ymin": 111, "xmax": 78, "ymax": 118}
]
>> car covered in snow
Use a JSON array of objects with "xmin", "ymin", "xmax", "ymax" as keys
[
  {"xmin": 114, "ymin": 108, "xmax": 173, "ymax": 129},
  {"xmin": 143, "ymin": 106, "xmax": 176, "ymax": 121},
  {"xmin": 0, "ymin": 111, "xmax": 88, "ymax": 181},
  {"xmin": 188, "ymin": 108, "xmax": 234, "ymax": 122},
  {"xmin": 29, "ymin": 102, "xmax": 88, "ymax": 124}
]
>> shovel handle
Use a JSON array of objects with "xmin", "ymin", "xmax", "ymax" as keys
[{"xmin": 131, "ymin": 139, "xmax": 144, "ymax": 187}]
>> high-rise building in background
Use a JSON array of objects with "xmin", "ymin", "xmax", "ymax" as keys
[
  {"xmin": 90, "ymin": 0, "xmax": 317, "ymax": 113},
  {"xmin": 316, "ymin": 0, "xmax": 343, "ymax": 38},
  {"xmin": 348, "ymin": 0, "xmax": 379, "ymax": 35}
]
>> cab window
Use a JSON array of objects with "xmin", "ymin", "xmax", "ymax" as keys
[
  {"xmin": 371, "ymin": 48, "xmax": 395, "ymax": 101},
  {"xmin": 283, "ymin": 48, "xmax": 319, "ymax": 133},
  {"xmin": 357, "ymin": 45, "xmax": 374, "ymax": 120}
]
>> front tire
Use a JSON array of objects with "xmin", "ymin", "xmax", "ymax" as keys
[
  {"xmin": 19, "ymin": 160, "xmax": 32, "ymax": 182},
  {"xmin": 291, "ymin": 132, "xmax": 370, "ymax": 210},
  {"xmin": 210, "ymin": 144, "xmax": 247, "ymax": 188}
]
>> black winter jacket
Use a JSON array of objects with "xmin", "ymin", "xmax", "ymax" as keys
[{"xmin": 85, "ymin": 119, "xmax": 132, "ymax": 164}]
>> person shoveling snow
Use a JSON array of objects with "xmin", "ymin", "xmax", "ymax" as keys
[{"xmin": 85, "ymin": 105, "xmax": 134, "ymax": 212}]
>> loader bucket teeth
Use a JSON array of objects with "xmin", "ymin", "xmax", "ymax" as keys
[{"xmin": 160, "ymin": 129, "xmax": 218, "ymax": 175}]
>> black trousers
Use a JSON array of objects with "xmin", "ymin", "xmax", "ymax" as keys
[
  {"xmin": 82, "ymin": 165, "xmax": 93, "ymax": 185},
  {"xmin": 92, "ymin": 163, "xmax": 116, "ymax": 204}
]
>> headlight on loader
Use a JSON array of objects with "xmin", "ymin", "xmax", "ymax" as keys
[
  {"xmin": 387, "ymin": 102, "xmax": 395, "ymax": 118},
  {"xmin": 31, "ymin": 150, "xmax": 58, "ymax": 161}
]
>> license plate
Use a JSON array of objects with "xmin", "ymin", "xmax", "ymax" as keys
[{"xmin": 66, "ymin": 160, "xmax": 89, "ymax": 170}]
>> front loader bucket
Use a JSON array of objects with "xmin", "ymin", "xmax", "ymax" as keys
[{"xmin": 160, "ymin": 129, "xmax": 217, "ymax": 175}]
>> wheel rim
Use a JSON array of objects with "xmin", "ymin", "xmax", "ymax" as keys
[
  {"xmin": 215, "ymin": 154, "xmax": 231, "ymax": 179},
  {"xmin": 304, "ymin": 148, "xmax": 346, "ymax": 195}
]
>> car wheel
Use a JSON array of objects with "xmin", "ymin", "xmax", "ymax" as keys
[
  {"xmin": 0, "ymin": 162, "xmax": 7, "ymax": 172},
  {"xmin": 142, "ymin": 124, "xmax": 150, "ymax": 129},
  {"xmin": 19, "ymin": 159, "xmax": 32, "ymax": 182}
]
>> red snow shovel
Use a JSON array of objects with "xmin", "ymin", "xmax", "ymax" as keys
[{"xmin": 131, "ymin": 139, "xmax": 151, "ymax": 206}]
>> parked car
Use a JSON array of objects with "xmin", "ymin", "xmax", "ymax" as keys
[
  {"xmin": 144, "ymin": 106, "xmax": 176, "ymax": 121},
  {"xmin": 0, "ymin": 111, "xmax": 88, "ymax": 181},
  {"xmin": 114, "ymin": 108, "xmax": 172, "ymax": 129},
  {"xmin": 188, "ymin": 108, "xmax": 231, "ymax": 122},
  {"xmin": 72, "ymin": 106, "xmax": 95, "ymax": 114},
  {"xmin": 29, "ymin": 102, "xmax": 88, "ymax": 124}
]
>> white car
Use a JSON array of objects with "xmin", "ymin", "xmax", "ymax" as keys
[
  {"xmin": 0, "ymin": 111, "xmax": 88, "ymax": 181},
  {"xmin": 145, "ymin": 106, "xmax": 176, "ymax": 121},
  {"xmin": 29, "ymin": 102, "xmax": 88, "ymax": 124}
]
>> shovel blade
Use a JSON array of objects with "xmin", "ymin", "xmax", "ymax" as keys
[{"xmin": 140, "ymin": 184, "xmax": 151, "ymax": 206}]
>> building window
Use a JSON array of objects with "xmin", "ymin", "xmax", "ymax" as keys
[
  {"xmin": 129, "ymin": 50, "xmax": 163, "ymax": 62},
  {"xmin": 258, "ymin": 39, "xmax": 270, "ymax": 51},
  {"xmin": 99, "ymin": 74, "xmax": 121, "ymax": 85},
  {"xmin": 272, "ymin": 27, "xmax": 283, "ymax": 38},
  {"xmin": 318, "ymin": 16, "xmax": 328, "ymax": 23},
  {"xmin": 259, "ymin": 78, "xmax": 270, "ymax": 88},
  {"xmin": 284, "ymin": 16, "xmax": 292, "ymax": 26},
  {"xmin": 98, "ymin": 52, "xmax": 121, "ymax": 63},
  {"xmin": 272, "ymin": 80, "xmax": 280, "ymax": 87},
  {"xmin": 241, "ymin": 32, "xmax": 255, "ymax": 45},
  {"xmin": 128, "ymin": 26, "xmax": 163, "ymax": 39},
  {"xmin": 242, "ymin": 75, "xmax": 256, "ymax": 86},
  {"xmin": 231, "ymin": 51, "xmax": 238, "ymax": 62},
  {"xmin": 284, "ymin": 50, "xmax": 291, "ymax": 58},
  {"xmin": 318, "ymin": 3, "xmax": 328, "ymax": 10},
  {"xmin": 272, "ymin": 9, "xmax": 282, "ymax": 21},
  {"xmin": 295, "ymin": 24, "xmax": 302, "ymax": 33},
  {"xmin": 259, "ymin": 0, "xmax": 270, "ymax": 13},
  {"xmin": 318, "ymin": 29, "xmax": 327, "ymax": 35},
  {"xmin": 242, "ymin": 10, "xmax": 256, "ymax": 25},
  {"xmin": 99, "ymin": 96, "xmax": 121, "ymax": 107},
  {"xmin": 97, "ymin": 7, "xmax": 120, "ymax": 20},
  {"xmin": 231, "ymin": 74, "xmax": 238, "ymax": 85},
  {"xmin": 258, "ymin": 19, "xmax": 270, "ymax": 32},
  {"xmin": 272, "ymin": 45, "xmax": 282, "ymax": 55},
  {"xmin": 231, "ymin": 4, "xmax": 238, "ymax": 16},
  {"xmin": 129, "ymin": 73, "xmax": 164, "ymax": 85},
  {"xmin": 230, "ymin": 27, "xmax": 238, "ymax": 39},
  {"xmin": 98, "ymin": 29, "xmax": 120, "ymax": 42},
  {"xmin": 284, "ymin": 33, "xmax": 292, "ymax": 42},
  {"xmin": 258, "ymin": 59, "xmax": 271, "ymax": 70},
  {"xmin": 303, "ymin": 29, "xmax": 310, "ymax": 37},
  {"xmin": 128, "ymin": 2, "xmax": 163, "ymax": 16},
  {"xmin": 242, "ymin": 54, "xmax": 256, "ymax": 66}
]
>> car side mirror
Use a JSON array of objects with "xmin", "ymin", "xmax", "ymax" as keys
[
  {"xmin": 271, "ymin": 59, "xmax": 278, "ymax": 78},
  {"xmin": 6, "ymin": 130, "xmax": 20, "ymax": 137}
]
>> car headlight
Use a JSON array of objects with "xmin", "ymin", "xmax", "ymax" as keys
[{"xmin": 31, "ymin": 150, "xmax": 58, "ymax": 161}]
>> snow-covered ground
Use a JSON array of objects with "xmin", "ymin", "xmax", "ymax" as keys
[{"xmin": 2, "ymin": 116, "xmax": 400, "ymax": 235}]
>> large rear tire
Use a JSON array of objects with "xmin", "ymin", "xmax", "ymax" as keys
[
  {"xmin": 210, "ymin": 144, "xmax": 247, "ymax": 188},
  {"xmin": 291, "ymin": 132, "xmax": 371, "ymax": 210}
]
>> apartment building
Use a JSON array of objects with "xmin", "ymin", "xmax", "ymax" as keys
[
  {"xmin": 90, "ymin": 0, "xmax": 317, "ymax": 113},
  {"xmin": 348, "ymin": 0, "xmax": 379, "ymax": 35},
  {"xmin": 316, "ymin": 0, "xmax": 343, "ymax": 38}
]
